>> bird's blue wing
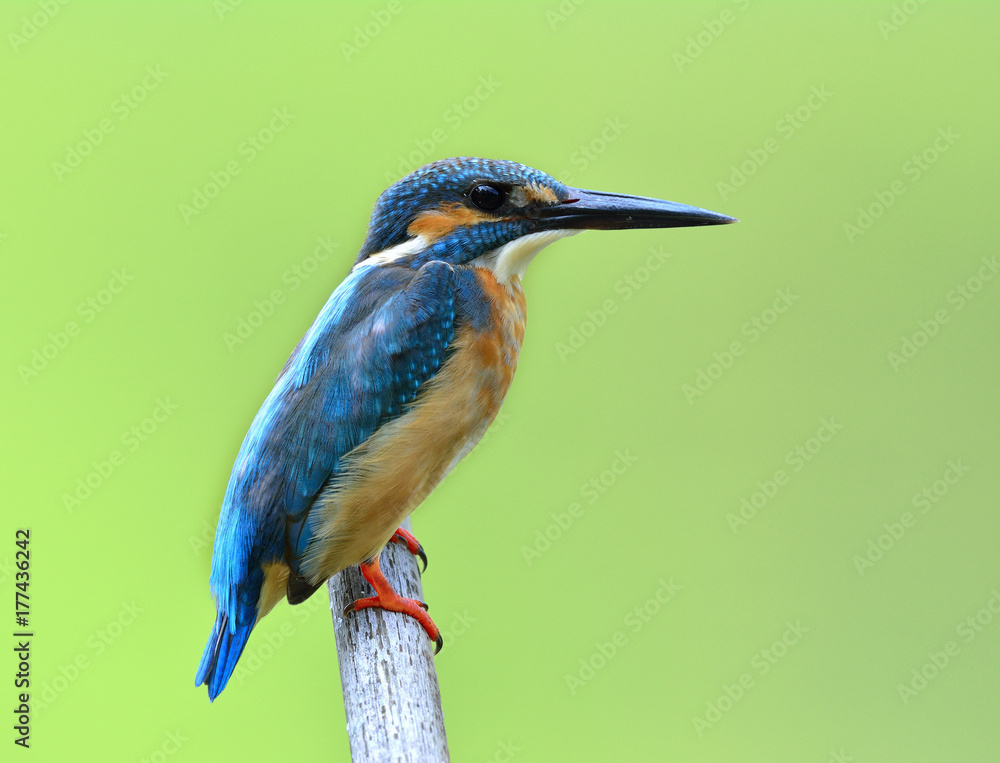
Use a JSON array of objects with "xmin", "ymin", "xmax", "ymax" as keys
[
  {"xmin": 280, "ymin": 260, "xmax": 459, "ymax": 587},
  {"xmin": 197, "ymin": 259, "xmax": 456, "ymax": 700}
]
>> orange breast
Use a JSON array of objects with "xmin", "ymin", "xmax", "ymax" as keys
[{"xmin": 301, "ymin": 267, "xmax": 527, "ymax": 581}]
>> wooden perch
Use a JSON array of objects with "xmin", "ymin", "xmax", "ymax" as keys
[{"xmin": 328, "ymin": 518, "xmax": 449, "ymax": 763}]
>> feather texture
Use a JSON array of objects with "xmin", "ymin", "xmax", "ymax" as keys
[
  {"xmin": 196, "ymin": 257, "xmax": 524, "ymax": 699},
  {"xmin": 196, "ymin": 157, "xmax": 591, "ymax": 700}
]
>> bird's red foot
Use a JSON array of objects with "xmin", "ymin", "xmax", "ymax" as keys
[
  {"xmin": 344, "ymin": 555, "xmax": 443, "ymax": 654},
  {"xmin": 389, "ymin": 526, "xmax": 427, "ymax": 572}
]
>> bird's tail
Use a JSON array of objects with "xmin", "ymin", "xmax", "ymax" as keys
[{"xmin": 195, "ymin": 610, "xmax": 254, "ymax": 702}]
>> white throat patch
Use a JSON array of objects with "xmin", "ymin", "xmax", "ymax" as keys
[
  {"xmin": 471, "ymin": 229, "xmax": 580, "ymax": 283},
  {"xmin": 361, "ymin": 235, "xmax": 429, "ymax": 268}
]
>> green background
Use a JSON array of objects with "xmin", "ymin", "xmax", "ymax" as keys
[{"xmin": 3, "ymin": 1, "xmax": 998, "ymax": 760}]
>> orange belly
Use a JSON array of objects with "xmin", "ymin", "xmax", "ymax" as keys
[{"xmin": 299, "ymin": 267, "xmax": 526, "ymax": 583}]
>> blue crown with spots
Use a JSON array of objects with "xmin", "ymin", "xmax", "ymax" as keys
[{"xmin": 357, "ymin": 157, "xmax": 570, "ymax": 263}]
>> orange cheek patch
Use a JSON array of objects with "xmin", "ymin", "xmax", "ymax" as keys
[
  {"xmin": 407, "ymin": 203, "xmax": 484, "ymax": 242},
  {"xmin": 524, "ymin": 183, "xmax": 559, "ymax": 205}
]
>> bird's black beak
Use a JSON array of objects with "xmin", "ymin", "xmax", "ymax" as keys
[{"xmin": 535, "ymin": 188, "xmax": 738, "ymax": 230}]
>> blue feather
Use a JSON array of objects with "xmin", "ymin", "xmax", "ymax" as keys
[
  {"xmin": 357, "ymin": 157, "xmax": 569, "ymax": 260},
  {"xmin": 197, "ymin": 259, "xmax": 462, "ymax": 698},
  {"xmin": 195, "ymin": 610, "xmax": 255, "ymax": 702}
]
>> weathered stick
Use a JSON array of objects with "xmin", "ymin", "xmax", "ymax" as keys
[{"xmin": 328, "ymin": 517, "xmax": 449, "ymax": 763}]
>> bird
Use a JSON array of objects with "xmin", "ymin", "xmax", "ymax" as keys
[{"xmin": 196, "ymin": 157, "xmax": 736, "ymax": 700}]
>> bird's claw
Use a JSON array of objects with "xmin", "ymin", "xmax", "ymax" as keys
[
  {"xmin": 343, "ymin": 556, "xmax": 442, "ymax": 655},
  {"xmin": 390, "ymin": 527, "xmax": 428, "ymax": 573}
]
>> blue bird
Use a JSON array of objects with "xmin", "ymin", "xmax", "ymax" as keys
[{"xmin": 196, "ymin": 157, "xmax": 736, "ymax": 700}]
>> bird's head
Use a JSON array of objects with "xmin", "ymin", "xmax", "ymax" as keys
[{"xmin": 357, "ymin": 157, "xmax": 736, "ymax": 281}]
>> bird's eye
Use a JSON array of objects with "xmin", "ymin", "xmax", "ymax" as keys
[{"xmin": 469, "ymin": 183, "xmax": 506, "ymax": 212}]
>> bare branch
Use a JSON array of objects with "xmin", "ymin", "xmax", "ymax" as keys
[{"xmin": 328, "ymin": 518, "xmax": 449, "ymax": 763}]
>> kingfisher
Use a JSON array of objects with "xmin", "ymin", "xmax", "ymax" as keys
[{"xmin": 196, "ymin": 157, "xmax": 736, "ymax": 700}]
